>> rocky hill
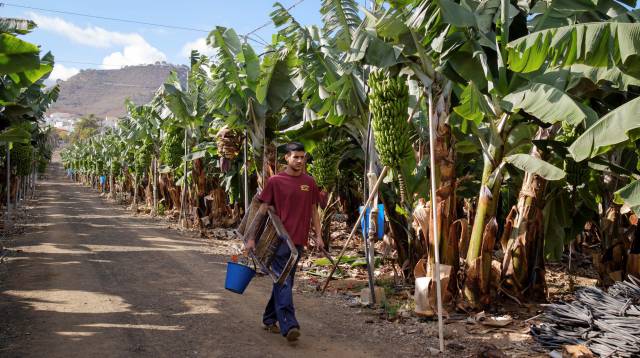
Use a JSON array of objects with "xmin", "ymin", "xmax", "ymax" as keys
[{"xmin": 48, "ymin": 63, "xmax": 188, "ymax": 118}]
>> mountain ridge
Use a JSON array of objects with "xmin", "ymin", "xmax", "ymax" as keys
[{"xmin": 48, "ymin": 63, "xmax": 188, "ymax": 118}]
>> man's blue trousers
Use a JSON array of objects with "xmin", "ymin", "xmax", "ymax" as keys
[{"xmin": 262, "ymin": 239, "xmax": 302, "ymax": 336}]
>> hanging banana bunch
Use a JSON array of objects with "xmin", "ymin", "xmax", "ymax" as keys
[
  {"xmin": 215, "ymin": 125, "xmax": 243, "ymax": 173},
  {"xmin": 135, "ymin": 142, "xmax": 152, "ymax": 179},
  {"xmin": 215, "ymin": 125, "xmax": 243, "ymax": 160},
  {"xmin": 160, "ymin": 127, "xmax": 184, "ymax": 169},
  {"xmin": 309, "ymin": 139, "xmax": 341, "ymax": 190},
  {"xmin": 368, "ymin": 69, "xmax": 412, "ymax": 203}
]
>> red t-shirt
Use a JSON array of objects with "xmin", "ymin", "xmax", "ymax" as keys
[{"xmin": 258, "ymin": 172, "xmax": 320, "ymax": 246}]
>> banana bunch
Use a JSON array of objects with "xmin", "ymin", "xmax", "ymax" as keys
[
  {"xmin": 134, "ymin": 142, "xmax": 152, "ymax": 179},
  {"xmin": 12, "ymin": 144, "xmax": 33, "ymax": 177},
  {"xmin": 558, "ymin": 123, "xmax": 588, "ymax": 187},
  {"xmin": 161, "ymin": 128, "xmax": 184, "ymax": 169},
  {"xmin": 368, "ymin": 69, "xmax": 412, "ymax": 202},
  {"xmin": 215, "ymin": 125, "xmax": 243, "ymax": 160},
  {"xmin": 368, "ymin": 69, "xmax": 412, "ymax": 168},
  {"xmin": 309, "ymin": 140, "xmax": 341, "ymax": 190}
]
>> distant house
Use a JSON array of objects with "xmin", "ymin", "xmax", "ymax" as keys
[{"xmin": 45, "ymin": 112, "xmax": 78, "ymax": 132}]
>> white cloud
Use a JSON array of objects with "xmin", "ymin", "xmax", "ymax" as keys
[
  {"xmin": 29, "ymin": 12, "xmax": 166, "ymax": 68},
  {"xmin": 180, "ymin": 38, "xmax": 218, "ymax": 59},
  {"xmin": 103, "ymin": 42, "xmax": 166, "ymax": 68},
  {"xmin": 49, "ymin": 64, "xmax": 80, "ymax": 82}
]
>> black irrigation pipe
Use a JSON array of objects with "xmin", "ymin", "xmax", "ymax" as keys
[{"xmin": 531, "ymin": 276, "xmax": 640, "ymax": 357}]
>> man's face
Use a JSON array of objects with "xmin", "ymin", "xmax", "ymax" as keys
[{"xmin": 285, "ymin": 150, "xmax": 306, "ymax": 173}]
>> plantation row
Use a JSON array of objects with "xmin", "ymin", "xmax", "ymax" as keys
[
  {"xmin": 0, "ymin": 18, "xmax": 59, "ymax": 221},
  {"xmin": 61, "ymin": 0, "xmax": 639, "ymax": 308}
]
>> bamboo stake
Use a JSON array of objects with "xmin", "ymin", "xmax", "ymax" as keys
[
  {"xmin": 321, "ymin": 166, "xmax": 389, "ymax": 294},
  {"xmin": 428, "ymin": 88, "xmax": 445, "ymax": 353}
]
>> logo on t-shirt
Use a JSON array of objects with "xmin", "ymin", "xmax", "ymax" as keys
[{"xmin": 300, "ymin": 184, "xmax": 310, "ymax": 192}]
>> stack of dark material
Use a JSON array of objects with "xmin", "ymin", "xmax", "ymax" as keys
[{"xmin": 531, "ymin": 276, "xmax": 640, "ymax": 357}]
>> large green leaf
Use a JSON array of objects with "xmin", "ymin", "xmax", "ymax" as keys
[
  {"xmin": 0, "ymin": 33, "xmax": 40, "ymax": 74},
  {"xmin": 531, "ymin": 64, "xmax": 640, "ymax": 92},
  {"xmin": 453, "ymin": 81, "xmax": 493, "ymax": 125},
  {"xmin": 568, "ymin": 96, "xmax": 640, "ymax": 162},
  {"xmin": 501, "ymin": 82, "xmax": 597, "ymax": 126},
  {"xmin": 207, "ymin": 27, "xmax": 241, "ymax": 57},
  {"xmin": 507, "ymin": 23, "xmax": 640, "ymax": 78},
  {"xmin": 504, "ymin": 153, "xmax": 566, "ymax": 180},
  {"xmin": 256, "ymin": 52, "xmax": 278, "ymax": 105},
  {"xmin": 239, "ymin": 43, "xmax": 259, "ymax": 87},
  {"xmin": 162, "ymin": 71, "xmax": 195, "ymax": 125},
  {"xmin": 528, "ymin": 0, "xmax": 622, "ymax": 31},
  {"xmin": 0, "ymin": 127, "xmax": 31, "ymax": 144},
  {"xmin": 614, "ymin": 180, "xmax": 640, "ymax": 216},
  {"xmin": 20, "ymin": 51, "xmax": 54, "ymax": 85},
  {"xmin": 347, "ymin": 24, "xmax": 403, "ymax": 68},
  {"xmin": 438, "ymin": 0, "xmax": 477, "ymax": 27},
  {"xmin": 320, "ymin": 0, "xmax": 361, "ymax": 51}
]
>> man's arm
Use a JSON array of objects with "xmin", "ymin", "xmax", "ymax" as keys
[
  {"xmin": 311, "ymin": 204, "xmax": 323, "ymax": 249},
  {"xmin": 244, "ymin": 202, "xmax": 269, "ymax": 252}
]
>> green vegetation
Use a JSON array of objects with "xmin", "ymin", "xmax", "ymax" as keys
[{"xmin": 60, "ymin": 0, "xmax": 640, "ymax": 309}]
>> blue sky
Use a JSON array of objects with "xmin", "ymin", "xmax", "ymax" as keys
[{"xmin": 1, "ymin": 0, "xmax": 330, "ymax": 81}]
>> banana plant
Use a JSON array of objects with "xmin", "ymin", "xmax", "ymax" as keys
[
  {"xmin": 504, "ymin": 3, "xmax": 640, "ymax": 287},
  {"xmin": 388, "ymin": 0, "xmax": 639, "ymax": 304},
  {"xmin": 159, "ymin": 51, "xmax": 214, "ymax": 226},
  {"xmin": 126, "ymin": 97, "xmax": 163, "ymax": 214},
  {"xmin": 207, "ymin": 26, "xmax": 297, "ymax": 189}
]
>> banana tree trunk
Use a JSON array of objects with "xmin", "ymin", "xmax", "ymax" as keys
[
  {"xmin": 152, "ymin": 156, "xmax": 158, "ymax": 215},
  {"xmin": 167, "ymin": 174, "xmax": 181, "ymax": 211},
  {"xmin": 193, "ymin": 158, "xmax": 207, "ymax": 227},
  {"xmin": 180, "ymin": 129, "xmax": 188, "ymax": 227},
  {"xmin": 133, "ymin": 176, "xmax": 138, "ymax": 211},
  {"xmin": 500, "ymin": 127, "xmax": 552, "ymax": 300},
  {"xmin": 464, "ymin": 124, "xmax": 505, "ymax": 306},
  {"xmin": 109, "ymin": 163, "xmax": 115, "ymax": 199},
  {"xmin": 428, "ymin": 87, "xmax": 458, "ymax": 267}
]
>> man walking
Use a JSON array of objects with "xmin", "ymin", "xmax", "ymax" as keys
[{"xmin": 245, "ymin": 142, "xmax": 323, "ymax": 342}]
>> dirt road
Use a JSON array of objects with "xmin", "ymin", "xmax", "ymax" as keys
[{"xmin": 0, "ymin": 160, "xmax": 431, "ymax": 358}]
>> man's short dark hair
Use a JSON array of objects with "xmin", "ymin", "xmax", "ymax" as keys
[{"xmin": 285, "ymin": 142, "xmax": 305, "ymax": 153}]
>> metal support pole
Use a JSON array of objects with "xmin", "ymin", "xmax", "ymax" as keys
[
  {"xmin": 5, "ymin": 142, "xmax": 10, "ymax": 228},
  {"xmin": 243, "ymin": 132, "xmax": 248, "ymax": 213},
  {"xmin": 364, "ymin": 171, "xmax": 378, "ymax": 305},
  {"xmin": 428, "ymin": 89, "xmax": 445, "ymax": 353}
]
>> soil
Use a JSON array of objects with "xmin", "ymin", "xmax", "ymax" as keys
[{"xmin": 0, "ymin": 157, "xmax": 592, "ymax": 357}]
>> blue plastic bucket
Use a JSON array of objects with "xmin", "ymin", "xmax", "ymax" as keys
[
  {"xmin": 359, "ymin": 204, "xmax": 385, "ymax": 240},
  {"xmin": 225, "ymin": 262, "xmax": 256, "ymax": 294}
]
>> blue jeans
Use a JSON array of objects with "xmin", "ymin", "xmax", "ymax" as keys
[{"xmin": 262, "ymin": 239, "xmax": 302, "ymax": 336}]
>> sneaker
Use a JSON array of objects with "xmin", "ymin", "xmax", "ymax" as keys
[
  {"xmin": 262, "ymin": 323, "xmax": 280, "ymax": 334},
  {"xmin": 286, "ymin": 327, "xmax": 300, "ymax": 342}
]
